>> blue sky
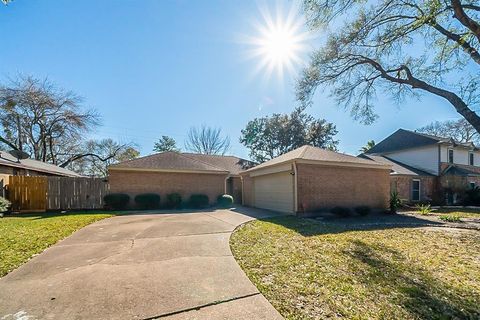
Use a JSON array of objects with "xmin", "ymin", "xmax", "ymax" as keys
[{"xmin": 0, "ymin": 0, "xmax": 461, "ymax": 159}]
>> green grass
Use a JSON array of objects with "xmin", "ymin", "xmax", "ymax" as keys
[
  {"xmin": 0, "ymin": 211, "xmax": 114, "ymax": 277},
  {"xmin": 433, "ymin": 208, "xmax": 480, "ymax": 219},
  {"xmin": 230, "ymin": 216, "xmax": 480, "ymax": 320},
  {"xmin": 439, "ymin": 214, "xmax": 462, "ymax": 222}
]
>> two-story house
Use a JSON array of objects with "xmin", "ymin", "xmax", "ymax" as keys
[{"xmin": 360, "ymin": 129, "xmax": 480, "ymax": 204}]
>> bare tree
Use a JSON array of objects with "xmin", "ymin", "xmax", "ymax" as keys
[
  {"xmin": 0, "ymin": 75, "xmax": 100, "ymax": 163},
  {"xmin": 417, "ymin": 118, "xmax": 480, "ymax": 143},
  {"xmin": 0, "ymin": 75, "xmax": 134, "ymax": 173},
  {"xmin": 185, "ymin": 125, "xmax": 230, "ymax": 155},
  {"xmin": 297, "ymin": 0, "xmax": 480, "ymax": 133},
  {"xmin": 67, "ymin": 139, "xmax": 140, "ymax": 177}
]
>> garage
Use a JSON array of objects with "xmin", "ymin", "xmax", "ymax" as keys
[
  {"xmin": 241, "ymin": 145, "xmax": 391, "ymax": 215},
  {"xmin": 253, "ymin": 171, "xmax": 294, "ymax": 213}
]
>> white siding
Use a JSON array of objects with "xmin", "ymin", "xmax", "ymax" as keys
[
  {"xmin": 439, "ymin": 145, "xmax": 480, "ymax": 166},
  {"xmin": 385, "ymin": 145, "xmax": 439, "ymax": 175},
  {"xmin": 253, "ymin": 172, "xmax": 294, "ymax": 213}
]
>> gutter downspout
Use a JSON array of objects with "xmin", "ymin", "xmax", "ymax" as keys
[
  {"xmin": 224, "ymin": 175, "xmax": 229, "ymax": 195},
  {"xmin": 240, "ymin": 175, "xmax": 244, "ymax": 206},
  {"xmin": 293, "ymin": 161, "xmax": 298, "ymax": 214}
]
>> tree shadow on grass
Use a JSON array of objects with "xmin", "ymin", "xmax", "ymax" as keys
[
  {"xmin": 254, "ymin": 213, "xmax": 454, "ymax": 237},
  {"xmin": 344, "ymin": 240, "xmax": 480, "ymax": 319}
]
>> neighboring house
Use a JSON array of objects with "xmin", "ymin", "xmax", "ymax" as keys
[
  {"xmin": 361, "ymin": 129, "xmax": 480, "ymax": 204},
  {"xmin": 0, "ymin": 151, "xmax": 80, "ymax": 177},
  {"xmin": 0, "ymin": 151, "xmax": 81, "ymax": 197},
  {"xmin": 241, "ymin": 145, "xmax": 391, "ymax": 214},
  {"xmin": 108, "ymin": 152, "xmax": 255, "ymax": 205}
]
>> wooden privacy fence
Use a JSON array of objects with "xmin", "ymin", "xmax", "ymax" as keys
[
  {"xmin": 7, "ymin": 176, "xmax": 109, "ymax": 212},
  {"xmin": 7, "ymin": 176, "xmax": 47, "ymax": 212}
]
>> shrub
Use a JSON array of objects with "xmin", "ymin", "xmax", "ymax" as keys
[
  {"xmin": 415, "ymin": 203, "xmax": 432, "ymax": 215},
  {"xmin": 331, "ymin": 206, "xmax": 351, "ymax": 217},
  {"xmin": 217, "ymin": 194, "xmax": 234, "ymax": 208},
  {"xmin": 463, "ymin": 186, "xmax": 480, "ymax": 205},
  {"xmin": 134, "ymin": 193, "xmax": 160, "ymax": 210},
  {"xmin": 0, "ymin": 196, "xmax": 11, "ymax": 215},
  {"xmin": 103, "ymin": 193, "xmax": 130, "ymax": 210},
  {"xmin": 189, "ymin": 194, "xmax": 209, "ymax": 209},
  {"xmin": 439, "ymin": 214, "xmax": 461, "ymax": 223},
  {"xmin": 354, "ymin": 205, "xmax": 371, "ymax": 216},
  {"xmin": 389, "ymin": 191, "xmax": 402, "ymax": 214},
  {"xmin": 165, "ymin": 193, "xmax": 182, "ymax": 209}
]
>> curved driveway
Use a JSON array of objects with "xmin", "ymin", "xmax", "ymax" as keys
[{"xmin": 0, "ymin": 208, "xmax": 284, "ymax": 320}]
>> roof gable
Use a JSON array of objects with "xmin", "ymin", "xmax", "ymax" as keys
[
  {"xmin": 359, "ymin": 154, "xmax": 434, "ymax": 176},
  {"xmin": 367, "ymin": 129, "xmax": 440, "ymax": 154},
  {"xmin": 247, "ymin": 145, "xmax": 387, "ymax": 171},
  {"xmin": 368, "ymin": 128, "xmax": 477, "ymax": 154}
]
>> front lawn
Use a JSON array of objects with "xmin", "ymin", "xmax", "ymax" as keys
[
  {"xmin": 432, "ymin": 208, "xmax": 480, "ymax": 219},
  {"xmin": 230, "ymin": 216, "xmax": 480, "ymax": 320},
  {"xmin": 0, "ymin": 212, "xmax": 114, "ymax": 277}
]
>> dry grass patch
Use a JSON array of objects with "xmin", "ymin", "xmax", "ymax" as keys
[{"xmin": 230, "ymin": 217, "xmax": 480, "ymax": 320}]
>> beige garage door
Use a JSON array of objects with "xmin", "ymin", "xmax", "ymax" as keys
[{"xmin": 253, "ymin": 171, "xmax": 294, "ymax": 213}]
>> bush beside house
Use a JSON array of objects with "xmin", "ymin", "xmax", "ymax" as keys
[
  {"xmin": 189, "ymin": 194, "xmax": 209, "ymax": 209},
  {"xmin": 104, "ymin": 193, "xmax": 130, "ymax": 210},
  {"xmin": 134, "ymin": 193, "xmax": 161, "ymax": 209},
  {"xmin": 217, "ymin": 194, "xmax": 234, "ymax": 208}
]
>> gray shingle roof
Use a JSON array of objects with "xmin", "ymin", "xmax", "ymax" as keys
[
  {"xmin": 359, "ymin": 154, "xmax": 434, "ymax": 176},
  {"xmin": 367, "ymin": 129, "xmax": 475, "ymax": 154},
  {"xmin": 109, "ymin": 152, "xmax": 255, "ymax": 175},
  {"xmin": 246, "ymin": 145, "xmax": 388, "ymax": 172},
  {"xmin": 0, "ymin": 152, "xmax": 81, "ymax": 177}
]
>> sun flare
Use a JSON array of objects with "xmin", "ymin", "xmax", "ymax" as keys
[{"xmin": 243, "ymin": 3, "xmax": 311, "ymax": 81}]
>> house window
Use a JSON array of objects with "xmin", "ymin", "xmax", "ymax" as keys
[
  {"xmin": 470, "ymin": 182, "xmax": 476, "ymax": 189},
  {"xmin": 469, "ymin": 152, "xmax": 474, "ymax": 166},
  {"xmin": 412, "ymin": 179, "xmax": 420, "ymax": 201},
  {"xmin": 448, "ymin": 148, "xmax": 454, "ymax": 163}
]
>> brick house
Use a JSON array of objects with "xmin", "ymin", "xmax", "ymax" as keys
[
  {"xmin": 361, "ymin": 129, "xmax": 480, "ymax": 204},
  {"xmin": 241, "ymin": 145, "xmax": 391, "ymax": 214},
  {"xmin": 108, "ymin": 152, "xmax": 255, "ymax": 206},
  {"xmin": 109, "ymin": 146, "xmax": 391, "ymax": 213}
]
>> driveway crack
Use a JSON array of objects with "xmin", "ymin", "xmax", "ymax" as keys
[
  {"xmin": 142, "ymin": 292, "xmax": 260, "ymax": 319},
  {"xmin": 201, "ymin": 212, "xmax": 237, "ymax": 227}
]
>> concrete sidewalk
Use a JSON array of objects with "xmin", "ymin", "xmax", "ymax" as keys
[{"xmin": 0, "ymin": 208, "xmax": 284, "ymax": 320}]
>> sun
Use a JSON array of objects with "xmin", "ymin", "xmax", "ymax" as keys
[
  {"xmin": 243, "ymin": 3, "xmax": 311, "ymax": 81},
  {"xmin": 261, "ymin": 25, "xmax": 297, "ymax": 65}
]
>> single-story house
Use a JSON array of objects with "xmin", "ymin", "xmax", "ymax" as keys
[
  {"xmin": 109, "ymin": 146, "xmax": 391, "ymax": 214},
  {"xmin": 241, "ymin": 145, "xmax": 391, "ymax": 214},
  {"xmin": 108, "ymin": 152, "xmax": 255, "ymax": 205},
  {"xmin": 0, "ymin": 151, "xmax": 80, "ymax": 197}
]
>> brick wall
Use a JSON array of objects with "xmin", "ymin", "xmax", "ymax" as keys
[
  {"xmin": 390, "ymin": 176, "xmax": 437, "ymax": 203},
  {"xmin": 296, "ymin": 163, "xmax": 390, "ymax": 212},
  {"xmin": 108, "ymin": 170, "xmax": 228, "ymax": 206}
]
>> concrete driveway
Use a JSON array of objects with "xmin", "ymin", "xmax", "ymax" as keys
[{"xmin": 0, "ymin": 208, "xmax": 284, "ymax": 320}]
